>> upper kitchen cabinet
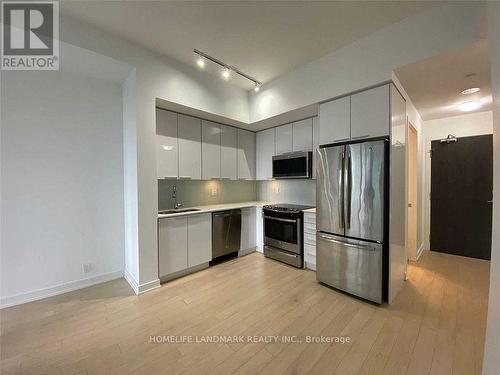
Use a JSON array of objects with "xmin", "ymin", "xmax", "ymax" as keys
[
  {"xmin": 201, "ymin": 120, "xmax": 221, "ymax": 180},
  {"xmin": 312, "ymin": 116, "xmax": 320, "ymax": 179},
  {"xmin": 292, "ymin": 118, "xmax": 313, "ymax": 152},
  {"xmin": 275, "ymin": 124, "xmax": 293, "ymax": 154},
  {"xmin": 319, "ymin": 96, "xmax": 350, "ymax": 145},
  {"xmin": 178, "ymin": 114, "xmax": 202, "ymax": 179},
  {"xmin": 220, "ymin": 125, "xmax": 238, "ymax": 180},
  {"xmin": 156, "ymin": 109, "xmax": 178, "ymax": 179},
  {"xmin": 256, "ymin": 128, "xmax": 275, "ymax": 180},
  {"xmin": 237, "ymin": 129, "xmax": 256, "ymax": 180},
  {"xmin": 350, "ymin": 84, "xmax": 390, "ymax": 139}
]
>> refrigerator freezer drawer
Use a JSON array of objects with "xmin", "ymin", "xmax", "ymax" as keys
[{"xmin": 316, "ymin": 232, "xmax": 383, "ymax": 303}]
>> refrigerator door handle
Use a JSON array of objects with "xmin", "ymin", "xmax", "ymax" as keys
[
  {"xmin": 339, "ymin": 150, "xmax": 345, "ymax": 229},
  {"xmin": 318, "ymin": 234, "xmax": 375, "ymax": 251},
  {"xmin": 344, "ymin": 147, "xmax": 352, "ymax": 229}
]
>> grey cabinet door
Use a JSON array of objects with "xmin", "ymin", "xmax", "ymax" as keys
[
  {"xmin": 240, "ymin": 207, "xmax": 257, "ymax": 251},
  {"xmin": 275, "ymin": 124, "xmax": 293, "ymax": 154},
  {"xmin": 237, "ymin": 129, "xmax": 256, "ymax": 180},
  {"xmin": 351, "ymin": 84, "xmax": 390, "ymax": 139},
  {"xmin": 158, "ymin": 216, "xmax": 188, "ymax": 278},
  {"xmin": 202, "ymin": 120, "xmax": 221, "ymax": 180},
  {"xmin": 319, "ymin": 96, "xmax": 350, "ymax": 144},
  {"xmin": 256, "ymin": 128, "xmax": 275, "ymax": 180},
  {"xmin": 292, "ymin": 118, "xmax": 313, "ymax": 152},
  {"xmin": 178, "ymin": 114, "xmax": 201, "ymax": 179},
  {"xmin": 156, "ymin": 109, "xmax": 178, "ymax": 179},
  {"xmin": 220, "ymin": 125, "xmax": 238, "ymax": 180},
  {"xmin": 187, "ymin": 213, "xmax": 212, "ymax": 267}
]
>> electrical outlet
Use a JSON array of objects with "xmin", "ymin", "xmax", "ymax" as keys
[
  {"xmin": 82, "ymin": 263, "xmax": 92, "ymax": 274},
  {"xmin": 210, "ymin": 188, "xmax": 217, "ymax": 197}
]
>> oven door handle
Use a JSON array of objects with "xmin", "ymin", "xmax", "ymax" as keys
[{"xmin": 263, "ymin": 216, "xmax": 297, "ymax": 223}]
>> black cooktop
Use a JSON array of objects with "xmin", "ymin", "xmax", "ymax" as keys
[{"xmin": 263, "ymin": 203, "xmax": 315, "ymax": 213}]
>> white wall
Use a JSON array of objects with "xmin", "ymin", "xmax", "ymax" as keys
[
  {"xmin": 393, "ymin": 75, "xmax": 425, "ymax": 260},
  {"xmin": 421, "ymin": 111, "xmax": 493, "ymax": 251},
  {"xmin": 483, "ymin": 3, "xmax": 500, "ymax": 374},
  {"xmin": 59, "ymin": 15, "xmax": 250, "ymax": 291},
  {"xmin": 1, "ymin": 68, "xmax": 125, "ymax": 307},
  {"xmin": 249, "ymin": 2, "xmax": 482, "ymax": 122}
]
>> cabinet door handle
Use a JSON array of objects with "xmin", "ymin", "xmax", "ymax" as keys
[
  {"xmin": 179, "ymin": 176, "xmax": 192, "ymax": 179},
  {"xmin": 351, "ymin": 134, "xmax": 370, "ymax": 140}
]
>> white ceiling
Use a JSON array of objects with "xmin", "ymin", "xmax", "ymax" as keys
[
  {"xmin": 395, "ymin": 40, "xmax": 492, "ymax": 121},
  {"xmin": 61, "ymin": 1, "xmax": 436, "ymax": 90}
]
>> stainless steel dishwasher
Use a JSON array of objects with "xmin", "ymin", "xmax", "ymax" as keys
[{"xmin": 212, "ymin": 209, "xmax": 241, "ymax": 260}]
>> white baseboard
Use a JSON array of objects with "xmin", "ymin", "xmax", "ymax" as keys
[
  {"xmin": 124, "ymin": 268, "xmax": 139, "ymax": 294},
  {"xmin": 0, "ymin": 270, "xmax": 123, "ymax": 309},
  {"xmin": 124, "ymin": 269, "xmax": 160, "ymax": 295},
  {"xmin": 138, "ymin": 278, "xmax": 160, "ymax": 294}
]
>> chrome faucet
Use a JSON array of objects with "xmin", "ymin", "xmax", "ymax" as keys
[{"xmin": 172, "ymin": 185, "xmax": 183, "ymax": 209}]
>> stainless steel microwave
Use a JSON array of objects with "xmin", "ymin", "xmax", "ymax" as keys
[{"xmin": 272, "ymin": 151, "xmax": 312, "ymax": 179}]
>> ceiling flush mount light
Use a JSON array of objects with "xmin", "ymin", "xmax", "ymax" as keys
[
  {"xmin": 461, "ymin": 87, "xmax": 480, "ymax": 95},
  {"xmin": 196, "ymin": 56, "xmax": 205, "ymax": 68},
  {"xmin": 221, "ymin": 67, "xmax": 231, "ymax": 80},
  {"xmin": 193, "ymin": 49, "xmax": 262, "ymax": 90},
  {"xmin": 457, "ymin": 100, "xmax": 482, "ymax": 112}
]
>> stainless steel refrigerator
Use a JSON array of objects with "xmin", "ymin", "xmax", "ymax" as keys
[{"xmin": 316, "ymin": 138, "xmax": 388, "ymax": 303}]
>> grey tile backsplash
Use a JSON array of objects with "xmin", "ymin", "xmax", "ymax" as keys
[
  {"xmin": 158, "ymin": 179, "xmax": 257, "ymax": 210},
  {"xmin": 158, "ymin": 179, "xmax": 316, "ymax": 210},
  {"xmin": 257, "ymin": 180, "xmax": 316, "ymax": 205}
]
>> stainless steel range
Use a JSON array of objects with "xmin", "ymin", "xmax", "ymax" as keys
[{"xmin": 263, "ymin": 203, "xmax": 314, "ymax": 268}]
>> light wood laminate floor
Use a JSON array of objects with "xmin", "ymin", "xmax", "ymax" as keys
[{"xmin": 1, "ymin": 251, "xmax": 490, "ymax": 375}]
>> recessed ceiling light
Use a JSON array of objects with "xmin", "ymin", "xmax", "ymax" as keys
[
  {"xmin": 457, "ymin": 100, "xmax": 482, "ymax": 112},
  {"xmin": 196, "ymin": 57, "xmax": 205, "ymax": 68},
  {"xmin": 221, "ymin": 67, "xmax": 231, "ymax": 80},
  {"xmin": 461, "ymin": 87, "xmax": 480, "ymax": 95}
]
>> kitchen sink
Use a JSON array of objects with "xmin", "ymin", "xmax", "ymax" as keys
[{"xmin": 158, "ymin": 208, "xmax": 201, "ymax": 215}]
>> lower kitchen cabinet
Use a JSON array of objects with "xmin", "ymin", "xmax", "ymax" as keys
[
  {"xmin": 256, "ymin": 206, "xmax": 264, "ymax": 252},
  {"xmin": 158, "ymin": 213, "xmax": 212, "ymax": 281},
  {"xmin": 240, "ymin": 207, "xmax": 257, "ymax": 252},
  {"xmin": 187, "ymin": 214, "xmax": 212, "ymax": 267},
  {"xmin": 303, "ymin": 211, "xmax": 316, "ymax": 270},
  {"xmin": 158, "ymin": 216, "xmax": 188, "ymax": 277}
]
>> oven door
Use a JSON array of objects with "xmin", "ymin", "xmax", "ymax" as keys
[{"xmin": 263, "ymin": 214, "xmax": 301, "ymax": 254}]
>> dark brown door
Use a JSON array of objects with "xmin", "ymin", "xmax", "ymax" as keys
[{"xmin": 430, "ymin": 135, "xmax": 493, "ymax": 260}]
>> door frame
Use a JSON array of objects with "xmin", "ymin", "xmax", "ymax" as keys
[{"xmin": 406, "ymin": 123, "xmax": 418, "ymax": 261}]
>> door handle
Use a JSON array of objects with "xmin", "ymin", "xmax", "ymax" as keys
[
  {"xmin": 351, "ymin": 134, "xmax": 370, "ymax": 140},
  {"xmin": 339, "ymin": 151, "xmax": 345, "ymax": 229},
  {"xmin": 344, "ymin": 148, "xmax": 352, "ymax": 229},
  {"xmin": 318, "ymin": 234, "xmax": 375, "ymax": 251},
  {"xmin": 263, "ymin": 216, "xmax": 297, "ymax": 223},
  {"xmin": 487, "ymin": 200, "xmax": 493, "ymax": 203}
]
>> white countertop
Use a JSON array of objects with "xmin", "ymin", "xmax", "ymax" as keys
[
  {"xmin": 303, "ymin": 207, "xmax": 316, "ymax": 213},
  {"xmin": 157, "ymin": 201, "xmax": 272, "ymax": 218}
]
